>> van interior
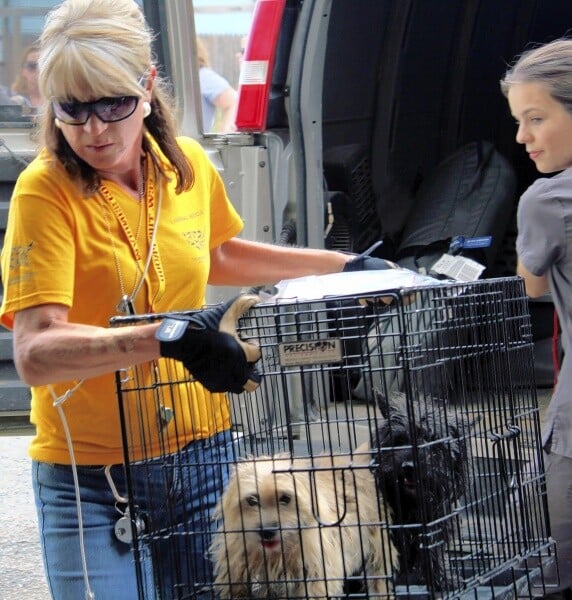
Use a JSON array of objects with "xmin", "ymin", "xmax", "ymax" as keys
[{"xmin": 266, "ymin": 0, "xmax": 572, "ymax": 385}]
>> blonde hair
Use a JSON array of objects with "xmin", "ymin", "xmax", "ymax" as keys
[
  {"xmin": 500, "ymin": 38, "xmax": 572, "ymax": 114},
  {"xmin": 38, "ymin": 0, "xmax": 193, "ymax": 195},
  {"xmin": 196, "ymin": 38, "xmax": 210, "ymax": 69},
  {"xmin": 11, "ymin": 44, "xmax": 40, "ymax": 97}
]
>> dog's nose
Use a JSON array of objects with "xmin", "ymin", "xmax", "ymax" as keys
[
  {"xmin": 259, "ymin": 526, "xmax": 279, "ymax": 541},
  {"xmin": 401, "ymin": 461, "xmax": 415, "ymax": 479}
]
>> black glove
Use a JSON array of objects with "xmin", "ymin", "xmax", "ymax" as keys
[
  {"xmin": 343, "ymin": 241, "xmax": 398, "ymax": 272},
  {"xmin": 156, "ymin": 294, "xmax": 261, "ymax": 394}
]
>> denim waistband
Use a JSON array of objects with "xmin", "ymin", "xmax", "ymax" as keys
[{"xmin": 38, "ymin": 429, "xmax": 233, "ymax": 470}]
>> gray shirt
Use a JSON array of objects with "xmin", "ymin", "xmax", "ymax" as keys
[{"xmin": 517, "ymin": 167, "xmax": 572, "ymax": 456}]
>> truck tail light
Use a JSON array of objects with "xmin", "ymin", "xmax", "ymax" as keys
[{"xmin": 235, "ymin": 0, "xmax": 287, "ymax": 132}]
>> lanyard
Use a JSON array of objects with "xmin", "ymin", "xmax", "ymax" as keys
[{"xmin": 98, "ymin": 158, "xmax": 166, "ymax": 310}]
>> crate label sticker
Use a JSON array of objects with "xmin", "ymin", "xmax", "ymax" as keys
[{"xmin": 278, "ymin": 339, "xmax": 342, "ymax": 366}]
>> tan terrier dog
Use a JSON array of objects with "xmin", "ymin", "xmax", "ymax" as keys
[{"xmin": 210, "ymin": 444, "xmax": 398, "ymax": 599}]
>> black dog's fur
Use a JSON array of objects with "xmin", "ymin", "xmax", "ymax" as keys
[{"xmin": 371, "ymin": 390, "xmax": 477, "ymax": 591}]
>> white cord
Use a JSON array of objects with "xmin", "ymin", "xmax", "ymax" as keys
[
  {"xmin": 43, "ymin": 168, "xmax": 163, "ymax": 600},
  {"xmin": 49, "ymin": 381, "xmax": 96, "ymax": 600},
  {"xmin": 130, "ymin": 175, "xmax": 162, "ymax": 303}
]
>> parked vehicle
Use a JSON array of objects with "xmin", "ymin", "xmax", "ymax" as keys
[{"xmin": 1, "ymin": 0, "xmax": 570, "ymax": 427}]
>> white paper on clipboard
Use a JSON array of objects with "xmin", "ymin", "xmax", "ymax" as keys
[{"xmin": 261, "ymin": 269, "xmax": 443, "ymax": 304}]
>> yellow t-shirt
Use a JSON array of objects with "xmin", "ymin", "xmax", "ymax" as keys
[{"xmin": 0, "ymin": 135, "xmax": 243, "ymax": 464}]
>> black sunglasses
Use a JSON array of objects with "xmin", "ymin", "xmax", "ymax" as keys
[{"xmin": 52, "ymin": 96, "xmax": 140, "ymax": 126}]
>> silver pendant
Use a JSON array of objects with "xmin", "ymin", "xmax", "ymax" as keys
[
  {"xmin": 158, "ymin": 405, "xmax": 174, "ymax": 429},
  {"xmin": 117, "ymin": 295, "xmax": 135, "ymax": 315}
]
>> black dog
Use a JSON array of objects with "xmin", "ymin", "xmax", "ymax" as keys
[{"xmin": 371, "ymin": 390, "xmax": 477, "ymax": 592}]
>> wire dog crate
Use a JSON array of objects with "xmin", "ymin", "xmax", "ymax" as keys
[{"xmin": 113, "ymin": 276, "xmax": 557, "ymax": 599}]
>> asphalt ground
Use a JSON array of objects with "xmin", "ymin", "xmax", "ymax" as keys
[{"xmin": 0, "ymin": 434, "xmax": 49, "ymax": 600}]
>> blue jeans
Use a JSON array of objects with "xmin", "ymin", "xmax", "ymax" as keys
[{"xmin": 32, "ymin": 430, "xmax": 234, "ymax": 600}]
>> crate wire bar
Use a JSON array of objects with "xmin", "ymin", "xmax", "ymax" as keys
[{"xmin": 114, "ymin": 276, "xmax": 556, "ymax": 599}]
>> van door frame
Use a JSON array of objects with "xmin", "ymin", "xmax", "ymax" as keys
[
  {"xmin": 286, "ymin": 0, "xmax": 331, "ymax": 249},
  {"xmin": 152, "ymin": 0, "xmax": 203, "ymax": 138}
]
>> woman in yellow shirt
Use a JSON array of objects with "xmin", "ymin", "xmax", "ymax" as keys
[{"xmin": 0, "ymin": 1, "xmax": 394, "ymax": 598}]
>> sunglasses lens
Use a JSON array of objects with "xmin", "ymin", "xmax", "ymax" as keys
[
  {"xmin": 94, "ymin": 96, "xmax": 139, "ymax": 122},
  {"xmin": 53, "ymin": 96, "xmax": 139, "ymax": 125},
  {"xmin": 53, "ymin": 101, "xmax": 89, "ymax": 124}
]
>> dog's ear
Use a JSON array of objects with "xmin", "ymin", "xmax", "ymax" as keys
[
  {"xmin": 374, "ymin": 388, "xmax": 390, "ymax": 418},
  {"xmin": 390, "ymin": 391, "xmax": 410, "ymax": 419},
  {"xmin": 374, "ymin": 389, "xmax": 411, "ymax": 420}
]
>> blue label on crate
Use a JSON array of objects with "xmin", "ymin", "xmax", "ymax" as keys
[{"xmin": 278, "ymin": 338, "xmax": 342, "ymax": 366}]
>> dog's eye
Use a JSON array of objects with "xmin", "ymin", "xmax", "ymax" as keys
[
  {"xmin": 246, "ymin": 494, "xmax": 259, "ymax": 506},
  {"xmin": 278, "ymin": 494, "xmax": 291, "ymax": 505}
]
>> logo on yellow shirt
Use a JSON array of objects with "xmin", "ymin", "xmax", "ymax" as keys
[
  {"xmin": 10, "ymin": 242, "xmax": 34, "ymax": 270},
  {"xmin": 182, "ymin": 230, "xmax": 206, "ymax": 250}
]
